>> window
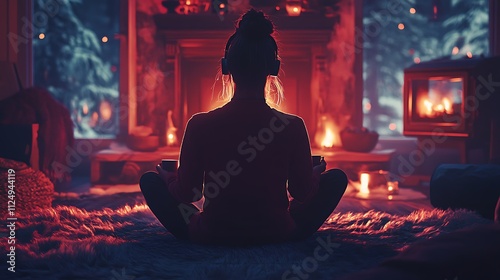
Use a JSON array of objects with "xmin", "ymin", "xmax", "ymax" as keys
[
  {"xmin": 363, "ymin": 0, "xmax": 489, "ymax": 135},
  {"xmin": 33, "ymin": 0, "xmax": 121, "ymax": 138}
]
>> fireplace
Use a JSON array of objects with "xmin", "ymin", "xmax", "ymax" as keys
[
  {"xmin": 149, "ymin": 11, "xmax": 362, "ymax": 149},
  {"xmin": 403, "ymin": 56, "xmax": 500, "ymax": 162}
]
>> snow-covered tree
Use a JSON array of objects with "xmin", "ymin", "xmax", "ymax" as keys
[{"xmin": 33, "ymin": 0, "xmax": 120, "ymax": 138}]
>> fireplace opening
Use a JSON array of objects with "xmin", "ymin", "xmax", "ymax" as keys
[{"xmin": 411, "ymin": 77, "xmax": 463, "ymax": 121}]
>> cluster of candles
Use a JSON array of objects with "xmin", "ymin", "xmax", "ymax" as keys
[{"xmin": 359, "ymin": 171, "xmax": 399, "ymax": 196}]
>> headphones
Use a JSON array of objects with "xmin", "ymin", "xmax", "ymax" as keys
[{"xmin": 221, "ymin": 33, "xmax": 281, "ymax": 76}]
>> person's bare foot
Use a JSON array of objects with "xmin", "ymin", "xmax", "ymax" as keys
[{"xmin": 495, "ymin": 196, "xmax": 500, "ymax": 223}]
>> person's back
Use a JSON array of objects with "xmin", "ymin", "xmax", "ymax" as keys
[
  {"xmin": 139, "ymin": 9, "xmax": 348, "ymax": 246},
  {"xmin": 183, "ymin": 100, "xmax": 312, "ymax": 243}
]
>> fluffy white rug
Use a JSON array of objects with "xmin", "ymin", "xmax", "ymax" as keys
[{"xmin": 2, "ymin": 192, "xmax": 492, "ymax": 280}]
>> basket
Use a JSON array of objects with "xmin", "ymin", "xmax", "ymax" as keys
[{"xmin": 0, "ymin": 157, "xmax": 54, "ymax": 217}]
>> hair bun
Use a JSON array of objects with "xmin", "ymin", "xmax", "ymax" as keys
[{"xmin": 237, "ymin": 9, "xmax": 274, "ymax": 39}]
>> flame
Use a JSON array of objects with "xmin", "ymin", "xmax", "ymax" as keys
[
  {"xmin": 166, "ymin": 110, "xmax": 178, "ymax": 146},
  {"xmin": 442, "ymin": 97, "xmax": 452, "ymax": 112},
  {"xmin": 167, "ymin": 133, "xmax": 176, "ymax": 145},
  {"xmin": 418, "ymin": 97, "xmax": 454, "ymax": 118},
  {"xmin": 286, "ymin": 1, "xmax": 302, "ymax": 16},
  {"xmin": 360, "ymin": 173, "xmax": 370, "ymax": 195},
  {"xmin": 315, "ymin": 115, "xmax": 341, "ymax": 148},
  {"xmin": 321, "ymin": 128, "xmax": 335, "ymax": 148}
]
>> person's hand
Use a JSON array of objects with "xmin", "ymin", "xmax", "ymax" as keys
[
  {"xmin": 155, "ymin": 165, "xmax": 177, "ymax": 186},
  {"xmin": 313, "ymin": 158, "xmax": 327, "ymax": 176}
]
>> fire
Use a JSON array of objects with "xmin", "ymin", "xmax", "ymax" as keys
[
  {"xmin": 315, "ymin": 115, "xmax": 341, "ymax": 148},
  {"xmin": 418, "ymin": 96, "xmax": 454, "ymax": 118},
  {"xmin": 321, "ymin": 128, "xmax": 335, "ymax": 148}
]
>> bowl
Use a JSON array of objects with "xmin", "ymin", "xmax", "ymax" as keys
[
  {"xmin": 340, "ymin": 129, "xmax": 379, "ymax": 153},
  {"xmin": 127, "ymin": 135, "xmax": 159, "ymax": 152}
]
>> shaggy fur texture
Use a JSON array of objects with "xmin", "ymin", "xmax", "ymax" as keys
[{"xmin": 2, "ymin": 193, "xmax": 492, "ymax": 280}]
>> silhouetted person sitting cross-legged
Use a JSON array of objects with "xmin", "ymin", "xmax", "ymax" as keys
[{"xmin": 139, "ymin": 9, "xmax": 348, "ymax": 246}]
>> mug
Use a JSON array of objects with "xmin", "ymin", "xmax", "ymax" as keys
[
  {"xmin": 312, "ymin": 155, "xmax": 323, "ymax": 167},
  {"xmin": 161, "ymin": 159, "xmax": 178, "ymax": 172}
]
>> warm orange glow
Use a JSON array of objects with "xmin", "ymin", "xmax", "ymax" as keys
[
  {"xmin": 409, "ymin": 7, "xmax": 416, "ymax": 14},
  {"xmin": 315, "ymin": 115, "xmax": 341, "ymax": 148},
  {"xmin": 442, "ymin": 97, "xmax": 452, "ymax": 112},
  {"xmin": 92, "ymin": 112, "xmax": 99, "ymax": 124},
  {"xmin": 388, "ymin": 195, "xmax": 394, "ymax": 200},
  {"xmin": 102, "ymin": 36, "xmax": 108, "ymax": 43},
  {"xmin": 389, "ymin": 123, "xmax": 397, "ymax": 131},
  {"xmin": 466, "ymin": 51, "xmax": 472, "ymax": 58},
  {"xmin": 100, "ymin": 101, "xmax": 112, "ymax": 121},
  {"xmin": 321, "ymin": 128, "xmax": 335, "ymax": 148},
  {"xmin": 360, "ymin": 173, "xmax": 370, "ymax": 195},
  {"xmin": 414, "ymin": 57, "xmax": 421, "ymax": 64},
  {"xmin": 38, "ymin": 33, "xmax": 45, "ymax": 40},
  {"xmin": 387, "ymin": 181, "xmax": 399, "ymax": 195},
  {"xmin": 286, "ymin": 2, "xmax": 302, "ymax": 16},
  {"xmin": 166, "ymin": 110, "xmax": 178, "ymax": 146},
  {"xmin": 452, "ymin": 46, "xmax": 459, "ymax": 55},
  {"xmin": 219, "ymin": 3, "xmax": 225, "ymax": 9},
  {"xmin": 82, "ymin": 103, "xmax": 89, "ymax": 115},
  {"xmin": 418, "ymin": 96, "xmax": 455, "ymax": 118},
  {"xmin": 398, "ymin": 23, "xmax": 405, "ymax": 30},
  {"xmin": 186, "ymin": 0, "xmax": 191, "ymax": 5},
  {"xmin": 167, "ymin": 133, "xmax": 176, "ymax": 144}
]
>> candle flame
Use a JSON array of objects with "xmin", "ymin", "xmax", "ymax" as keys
[
  {"xmin": 360, "ymin": 173, "xmax": 370, "ymax": 194},
  {"xmin": 166, "ymin": 110, "xmax": 178, "ymax": 146}
]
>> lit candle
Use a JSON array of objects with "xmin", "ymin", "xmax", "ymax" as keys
[
  {"xmin": 387, "ymin": 181, "xmax": 399, "ymax": 195},
  {"xmin": 360, "ymin": 173, "xmax": 370, "ymax": 195},
  {"xmin": 286, "ymin": 0, "xmax": 302, "ymax": 16}
]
